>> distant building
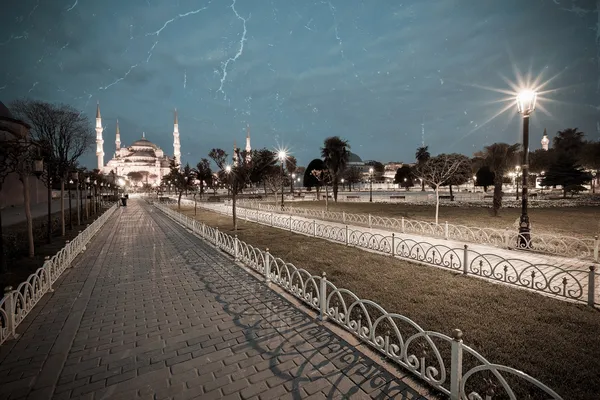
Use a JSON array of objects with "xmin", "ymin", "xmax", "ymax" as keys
[
  {"xmin": 98, "ymin": 104, "xmax": 180, "ymax": 186},
  {"xmin": 541, "ymin": 128, "xmax": 550, "ymax": 151}
]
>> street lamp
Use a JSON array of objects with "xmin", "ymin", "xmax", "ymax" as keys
[
  {"xmin": 516, "ymin": 89, "xmax": 537, "ymax": 246},
  {"xmin": 225, "ymin": 165, "xmax": 232, "ymax": 196},
  {"xmin": 341, "ymin": 178, "xmax": 345, "ymax": 192},
  {"xmin": 278, "ymin": 151, "xmax": 287, "ymax": 209},
  {"xmin": 472, "ymin": 175, "xmax": 476, "ymax": 191},
  {"xmin": 369, "ymin": 167, "xmax": 374, "ymax": 202},
  {"xmin": 515, "ymin": 165, "xmax": 521, "ymax": 200}
]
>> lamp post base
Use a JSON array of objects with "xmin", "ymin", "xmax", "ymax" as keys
[{"xmin": 518, "ymin": 215, "xmax": 531, "ymax": 248}]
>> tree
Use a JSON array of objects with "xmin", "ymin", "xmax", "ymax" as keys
[
  {"xmin": 475, "ymin": 166, "xmax": 495, "ymax": 192},
  {"xmin": 440, "ymin": 154, "xmax": 472, "ymax": 200},
  {"xmin": 163, "ymin": 161, "xmax": 196, "ymax": 209},
  {"xmin": 321, "ymin": 136, "xmax": 350, "ymax": 202},
  {"xmin": 365, "ymin": 161, "xmax": 385, "ymax": 180},
  {"xmin": 529, "ymin": 149, "xmax": 555, "ymax": 175},
  {"xmin": 11, "ymin": 99, "xmax": 93, "ymax": 237},
  {"xmin": 249, "ymin": 148, "xmax": 277, "ymax": 195},
  {"xmin": 415, "ymin": 146, "xmax": 431, "ymax": 191},
  {"xmin": 343, "ymin": 166, "xmax": 362, "ymax": 192},
  {"xmin": 311, "ymin": 168, "xmax": 332, "ymax": 210},
  {"xmin": 194, "ymin": 158, "xmax": 213, "ymax": 196},
  {"xmin": 394, "ymin": 165, "xmax": 414, "ymax": 190},
  {"xmin": 553, "ymin": 128, "xmax": 585, "ymax": 161},
  {"xmin": 413, "ymin": 154, "xmax": 469, "ymax": 224},
  {"xmin": 483, "ymin": 143, "xmax": 520, "ymax": 216},
  {"xmin": 541, "ymin": 154, "xmax": 592, "ymax": 198},
  {"xmin": 580, "ymin": 141, "xmax": 600, "ymax": 192},
  {"xmin": 304, "ymin": 158, "xmax": 326, "ymax": 199},
  {"xmin": 285, "ymin": 155, "xmax": 297, "ymax": 193}
]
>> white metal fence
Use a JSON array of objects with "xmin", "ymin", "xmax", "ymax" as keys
[
  {"xmin": 237, "ymin": 201, "xmax": 599, "ymax": 262},
  {"xmin": 0, "ymin": 203, "xmax": 118, "ymax": 346},
  {"xmin": 154, "ymin": 201, "xmax": 565, "ymax": 400},
  {"xmin": 176, "ymin": 199, "xmax": 598, "ymax": 307}
]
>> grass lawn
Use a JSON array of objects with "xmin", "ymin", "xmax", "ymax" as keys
[
  {"xmin": 176, "ymin": 205, "xmax": 599, "ymax": 400},
  {"xmin": 269, "ymin": 200, "xmax": 600, "ymax": 238}
]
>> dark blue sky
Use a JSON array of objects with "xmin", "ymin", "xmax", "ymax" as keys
[{"xmin": 1, "ymin": 0, "xmax": 598, "ymax": 168}]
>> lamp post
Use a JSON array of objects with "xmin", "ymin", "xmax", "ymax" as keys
[
  {"xmin": 71, "ymin": 172, "xmax": 80, "ymax": 226},
  {"xmin": 278, "ymin": 151, "xmax": 286, "ymax": 209},
  {"xmin": 225, "ymin": 165, "xmax": 232, "ymax": 196},
  {"xmin": 341, "ymin": 178, "xmax": 345, "ymax": 192},
  {"xmin": 515, "ymin": 166, "xmax": 521, "ymax": 200},
  {"xmin": 68, "ymin": 178, "xmax": 74, "ymax": 230},
  {"xmin": 472, "ymin": 175, "xmax": 476, "ymax": 192},
  {"xmin": 516, "ymin": 89, "xmax": 537, "ymax": 247},
  {"xmin": 369, "ymin": 167, "xmax": 374, "ymax": 202}
]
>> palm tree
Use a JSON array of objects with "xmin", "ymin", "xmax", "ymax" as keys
[
  {"xmin": 415, "ymin": 146, "xmax": 430, "ymax": 191},
  {"xmin": 321, "ymin": 136, "xmax": 350, "ymax": 202},
  {"xmin": 484, "ymin": 143, "xmax": 520, "ymax": 216}
]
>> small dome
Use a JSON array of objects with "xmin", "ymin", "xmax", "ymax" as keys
[
  {"xmin": 347, "ymin": 151, "xmax": 363, "ymax": 163},
  {"xmin": 131, "ymin": 138, "xmax": 158, "ymax": 149}
]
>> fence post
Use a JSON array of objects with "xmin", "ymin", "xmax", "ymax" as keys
[
  {"xmin": 44, "ymin": 256, "xmax": 54, "ymax": 292},
  {"xmin": 271, "ymin": 212, "xmax": 274, "ymax": 227},
  {"xmin": 319, "ymin": 272, "xmax": 327, "ymax": 322},
  {"xmin": 504, "ymin": 228, "xmax": 511, "ymax": 249},
  {"xmin": 450, "ymin": 329, "xmax": 463, "ymax": 400},
  {"xmin": 463, "ymin": 245, "xmax": 468, "ymax": 275},
  {"xmin": 391, "ymin": 233, "xmax": 395, "ymax": 257},
  {"xmin": 234, "ymin": 235, "xmax": 239, "ymax": 261},
  {"xmin": 594, "ymin": 236, "xmax": 599, "ymax": 262},
  {"xmin": 343, "ymin": 211, "xmax": 346, "ymax": 224},
  {"xmin": 322, "ymin": 210, "xmax": 325, "ymax": 219},
  {"xmin": 65, "ymin": 240, "xmax": 71, "ymax": 266},
  {"xmin": 265, "ymin": 249, "xmax": 271, "ymax": 284},
  {"xmin": 289, "ymin": 216, "xmax": 293, "ymax": 232},
  {"xmin": 345, "ymin": 225, "xmax": 349, "ymax": 246},
  {"xmin": 369, "ymin": 214, "xmax": 372, "ymax": 228},
  {"xmin": 588, "ymin": 265, "xmax": 596, "ymax": 307},
  {"xmin": 313, "ymin": 220, "xmax": 317, "ymax": 237},
  {"xmin": 445, "ymin": 221, "xmax": 449, "ymax": 240},
  {"xmin": 215, "ymin": 227, "xmax": 219, "ymax": 247},
  {"xmin": 3, "ymin": 286, "xmax": 17, "ymax": 339},
  {"xmin": 401, "ymin": 217, "xmax": 405, "ymax": 233}
]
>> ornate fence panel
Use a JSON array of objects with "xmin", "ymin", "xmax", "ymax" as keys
[
  {"xmin": 154, "ymin": 202, "xmax": 565, "ymax": 400},
  {"xmin": 0, "ymin": 203, "xmax": 118, "ymax": 346},
  {"xmin": 235, "ymin": 200, "xmax": 599, "ymax": 262}
]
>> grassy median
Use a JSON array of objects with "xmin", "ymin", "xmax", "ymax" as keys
[{"xmin": 174, "ymin": 205, "xmax": 599, "ymax": 400}]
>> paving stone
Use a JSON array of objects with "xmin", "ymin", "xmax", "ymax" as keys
[{"xmin": 0, "ymin": 200, "xmax": 432, "ymax": 400}]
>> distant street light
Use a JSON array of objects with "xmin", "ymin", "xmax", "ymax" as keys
[
  {"xmin": 278, "ymin": 151, "xmax": 287, "ymax": 209},
  {"xmin": 516, "ymin": 89, "xmax": 537, "ymax": 247},
  {"xmin": 291, "ymin": 173, "xmax": 296, "ymax": 194},
  {"xmin": 369, "ymin": 167, "xmax": 374, "ymax": 202},
  {"xmin": 341, "ymin": 178, "xmax": 345, "ymax": 191}
]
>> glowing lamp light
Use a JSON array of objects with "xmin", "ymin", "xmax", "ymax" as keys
[
  {"xmin": 225, "ymin": 165, "xmax": 232, "ymax": 173},
  {"xmin": 516, "ymin": 90, "xmax": 537, "ymax": 116},
  {"xmin": 118, "ymin": 178, "xmax": 125, "ymax": 186},
  {"xmin": 369, "ymin": 167, "xmax": 374, "ymax": 174},
  {"xmin": 278, "ymin": 150, "xmax": 287, "ymax": 161}
]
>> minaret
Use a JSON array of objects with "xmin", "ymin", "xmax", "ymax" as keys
[
  {"xmin": 173, "ymin": 108, "xmax": 181, "ymax": 167},
  {"xmin": 115, "ymin": 119, "xmax": 121, "ymax": 152},
  {"xmin": 95, "ymin": 102, "xmax": 104, "ymax": 171},
  {"xmin": 541, "ymin": 128, "xmax": 549, "ymax": 151},
  {"xmin": 233, "ymin": 140, "xmax": 239, "ymax": 166},
  {"xmin": 245, "ymin": 124, "xmax": 252, "ymax": 162}
]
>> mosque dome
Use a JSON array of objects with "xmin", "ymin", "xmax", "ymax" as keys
[
  {"xmin": 131, "ymin": 137, "xmax": 158, "ymax": 149},
  {"xmin": 347, "ymin": 151, "xmax": 363, "ymax": 163}
]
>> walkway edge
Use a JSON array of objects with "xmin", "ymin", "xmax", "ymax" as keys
[{"xmin": 28, "ymin": 209, "xmax": 122, "ymax": 399}]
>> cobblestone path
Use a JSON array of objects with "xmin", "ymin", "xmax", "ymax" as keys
[{"xmin": 0, "ymin": 200, "xmax": 434, "ymax": 400}]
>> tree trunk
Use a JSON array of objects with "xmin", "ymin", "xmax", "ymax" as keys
[
  {"xmin": 333, "ymin": 178, "xmax": 338, "ymax": 202},
  {"xmin": 421, "ymin": 181, "xmax": 425, "ymax": 191},
  {"xmin": 20, "ymin": 174, "xmax": 34, "ymax": 258},
  {"xmin": 325, "ymin": 186, "xmax": 329, "ymax": 211},
  {"xmin": 434, "ymin": 186, "xmax": 440, "ymax": 224},
  {"xmin": 76, "ymin": 183, "xmax": 81, "ymax": 226},
  {"xmin": 263, "ymin": 181, "xmax": 267, "ymax": 196},
  {"xmin": 232, "ymin": 189, "xmax": 237, "ymax": 231},
  {"xmin": 492, "ymin": 175, "xmax": 503, "ymax": 217},
  {"xmin": 563, "ymin": 187, "xmax": 567, "ymax": 198},
  {"xmin": 178, "ymin": 191, "xmax": 182, "ymax": 210},
  {"xmin": 316, "ymin": 186, "xmax": 321, "ymax": 200},
  {"xmin": 47, "ymin": 175, "xmax": 52, "ymax": 243},
  {"xmin": 449, "ymin": 185, "xmax": 454, "ymax": 201},
  {"xmin": 61, "ymin": 179, "xmax": 65, "ymax": 236}
]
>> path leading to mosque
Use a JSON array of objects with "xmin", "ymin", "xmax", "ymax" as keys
[{"xmin": 0, "ymin": 199, "xmax": 434, "ymax": 400}]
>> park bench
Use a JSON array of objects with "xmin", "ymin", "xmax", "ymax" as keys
[
  {"xmin": 439, "ymin": 195, "xmax": 455, "ymax": 201},
  {"xmin": 389, "ymin": 195, "xmax": 405, "ymax": 199}
]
